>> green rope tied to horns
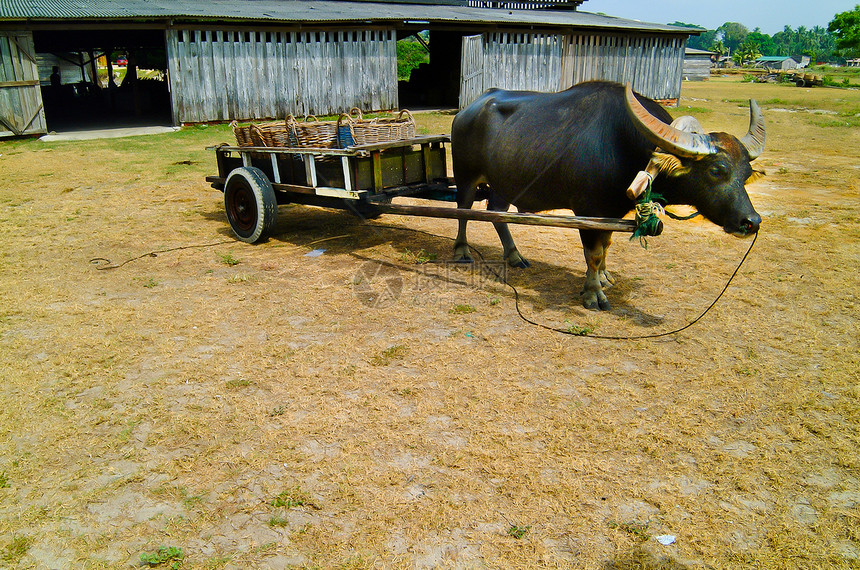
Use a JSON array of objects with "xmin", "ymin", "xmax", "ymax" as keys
[{"xmin": 630, "ymin": 172, "xmax": 700, "ymax": 248}]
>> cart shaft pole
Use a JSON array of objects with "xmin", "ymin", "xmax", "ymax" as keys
[{"xmin": 373, "ymin": 204, "xmax": 637, "ymax": 233}]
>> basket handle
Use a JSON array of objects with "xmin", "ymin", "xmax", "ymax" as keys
[
  {"xmin": 337, "ymin": 112, "xmax": 357, "ymax": 148},
  {"xmin": 337, "ymin": 112, "xmax": 354, "ymax": 128},
  {"xmin": 250, "ymin": 123, "xmax": 269, "ymax": 147},
  {"xmin": 349, "ymin": 107, "xmax": 363, "ymax": 120},
  {"xmin": 285, "ymin": 115, "xmax": 299, "ymax": 147},
  {"xmin": 397, "ymin": 109, "xmax": 415, "ymax": 124}
]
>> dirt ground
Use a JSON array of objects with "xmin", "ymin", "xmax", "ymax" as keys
[{"xmin": 0, "ymin": 78, "xmax": 858, "ymax": 569}]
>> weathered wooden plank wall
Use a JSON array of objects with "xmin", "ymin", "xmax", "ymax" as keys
[
  {"xmin": 683, "ymin": 54, "xmax": 712, "ymax": 81},
  {"xmin": 561, "ymin": 33, "xmax": 685, "ymax": 101},
  {"xmin": 460, "ymin": 31, "xmax": 686, "ymax": 108},
  {"xmin": 0, "ymin": 31, "xmax": 47, "ymax": 138},
  {"xmin": 481, "ymin": 32, "xmax": 565, "ymax": 93},
  {"xmin": 167, "ymin": 28, "xmax": 397, "ymax": 124},
  {"xmin": 459, "ymin": 34, "xmax": 485, "ymax": 108}
]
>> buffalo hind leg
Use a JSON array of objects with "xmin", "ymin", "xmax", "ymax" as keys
[
  {"xmin": 580, "ymin": 230, "xmax": 614, "ymax": 311},
  {"xmin": 488, "ymin": 193, "xmax": 530, "ymax": 268},
  {"xmin": 453, "ymin": 179, "xmax": 481, "ymax": 263}
]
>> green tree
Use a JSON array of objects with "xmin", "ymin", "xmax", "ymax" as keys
[
  {"xmin": 772, "ymin": 25, "xmax": 795, "ymax": 55},
  {"xmin": 828, "ymin": 5, "xmax": 860, "ymax": 56},
  {"xmin": 733, "ymin": 41, "xmax": 762, "ymax": 66},
  {"xmin": 748, "ymin": 29, "xmax": 776, "ymax": 55},
  {"xmin": 396, "ymin": 39, "xmax": 429, "ymax": 82},
  {"xmin": 669, "ymin": 22, "xmax": 715, "ymax": 50},
  {"xmin": 716, "ymin": 22, "xmax": 750, "ymax": 53},
  {"xmin": 768, "ymin": 24, "xmax": 838, "ymax": 62},
  {"xmin": 811, "ymin": 26, "xmax": 837, "ymax": 62}
]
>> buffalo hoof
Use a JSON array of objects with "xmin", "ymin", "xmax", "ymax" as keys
[
  {"xmin": 506, "ymin": 251, "xmax": 531, "ymax": 269},
  {"xmin": 599, "ymin": 270, "xmax": 616, "ymax": 289},
  {"xmin": 452, "ymin": 246, "xmax": 474, "ymax": 263},
  {"xmin": 581, "ymin": 290, "xmax": 611, "ymax": 311}
]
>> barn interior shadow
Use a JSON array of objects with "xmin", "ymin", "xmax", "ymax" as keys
[{"xmin": 199, "ymin": 203, "xmax": 666, "ymax": 327}]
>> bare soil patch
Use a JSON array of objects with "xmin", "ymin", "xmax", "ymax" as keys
[{"xmin": 0, "ymin": 78, "xmax": 858, "ymax": 568}]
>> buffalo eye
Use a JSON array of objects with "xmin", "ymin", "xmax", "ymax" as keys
[{"xmin": 708, "ymin": 162, "xmax": 730, "ymax": 180}]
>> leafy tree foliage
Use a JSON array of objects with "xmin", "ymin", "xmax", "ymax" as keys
[
  {"xmin": 828, "ymin": 5, "xmax": 860, "ymax": 56},
  {"xmin": 716, "ymin": 22, "xmax": 750, "ymax": 53},
  {"xmin": 687, "ymin": 32, "xmax": 717, "ymax": 51},
  {"xmin": 747, "ymin": 29, "xmax": 776, "ymax": 55},
  {"xmin": 681, "ymin": 18, "xmax": 841, "ymax": 63},
  {"xmin": 397, "ymin": 38, "xmax": 429, "ymax": 82},
  {"xmin": 733, "ymin": 41, "xmax": 762, "ymax": 65},
  {"xmin": 670, "ymin": 22, "xmax": 715, "ymax": 51},
  {"xmin": 767, "ymin": 25, "xmax": 835, "ymax": 61}
]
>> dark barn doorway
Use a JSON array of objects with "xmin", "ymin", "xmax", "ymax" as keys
[
  {"xmin": 398, "ymin": 30, "xmax": 463, "ymax": 109},
  {"xmin": 33, "ymin": 29, "xmax": 171, "ymax": 131}
]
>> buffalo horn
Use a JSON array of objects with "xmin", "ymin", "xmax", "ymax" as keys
[
  {"xmin": 740, "ymin": 99, "xmax": 766, "ymax": 160},
  {"xmin": 624, "ymin": 84, "xmax": 716, "ymax": 158}
]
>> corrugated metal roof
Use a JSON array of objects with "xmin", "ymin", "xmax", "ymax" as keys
[{"xmin": 0, "ymin": 0, "xmax": 697, "ymax": 34}]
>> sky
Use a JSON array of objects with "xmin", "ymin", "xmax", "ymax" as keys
[{"xmin": 581, "ymin": 0, "xmax": 855, "ymax": 34}]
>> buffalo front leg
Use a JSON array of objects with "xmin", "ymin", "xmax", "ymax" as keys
[
  {"xmin": 579, "ymin": 230, "xmax": 614, "ymax": 311},
  {"xmin": 452, "ymin": 180, "xmax": 480, "ymax": 263},
  {"xmin": 488, "ymin": 192, "xmax": 530, "ymax": 268}
]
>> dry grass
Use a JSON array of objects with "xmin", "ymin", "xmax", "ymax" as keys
[{"xmin": 0, "ymin": 77, "xmax": 858, "ymax": 568}]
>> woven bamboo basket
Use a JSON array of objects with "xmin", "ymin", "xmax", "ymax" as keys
[
  {"xmin": 285, "ymin": 115, "xmax": 340, "ymax": 149},
  {"xmin": 337, "ymin": 109, "xmax": 416, "ymax": 146},
  {"xmin": 254, "ymin": 122, "xmax": 292, "ymax": 147},
  {"xmin": 231, "ymin": 109, "xmax": 416, "ymax": 149},
  {"xmin": 231, "ymin": 120, "xmax": 291, "ymax": 148},
  {"xmin": 230, "ymin": 120, "xmax": 260, "ymax": 147}
]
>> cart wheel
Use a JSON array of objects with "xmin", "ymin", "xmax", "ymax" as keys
[{"xmin": 224, "ymin": 167, "xmax": 278, "ymax": 243}]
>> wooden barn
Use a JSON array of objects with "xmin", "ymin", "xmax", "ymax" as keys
[
  {"xmin": 754, "ymin": 56, "xmax": 799, "ymax": 71},
  {"xmin": 0, "ymin": 0, "xmax": 698, "ymax": 138},
  {"xmin": 682, "ymin": 48, "xmax": 715, "ymax": 81}
]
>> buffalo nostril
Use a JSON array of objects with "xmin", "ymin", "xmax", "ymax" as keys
[{"xmin": 742, "ymin": 213, "xmax": 761, "ymax": 233}]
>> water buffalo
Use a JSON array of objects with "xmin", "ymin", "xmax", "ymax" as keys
[{"xmin": 451, "ymin": 80, "xmax": 766, "ymax": 310}]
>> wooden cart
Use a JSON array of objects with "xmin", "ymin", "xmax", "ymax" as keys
[{"xmin": 206, "ymin": 135, "xmax": 637, "ymax": 243}]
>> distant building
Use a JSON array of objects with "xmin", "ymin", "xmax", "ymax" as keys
[
  {"xmin": 683, "ymin": 48, "xmax": 714, "ymax": 81},
  {"xmin": 847, "ymin": 58, "xmax": 860, "ymax": 68},
  {"xmin": 755, "ymin": 56, "xmax": 799, "ymax": 71}
]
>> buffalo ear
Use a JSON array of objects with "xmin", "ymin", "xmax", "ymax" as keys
[
  {"xmin": 652, "ymin": 152, "xmax": 691, "ymax": 177},
  {"xmin": 746, "ymin": 168, "xmax": 766, "ymax": 185}
]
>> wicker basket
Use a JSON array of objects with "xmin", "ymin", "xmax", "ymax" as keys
[
  {"xmin": 231, "ymin": 109, "xmax": 416, "ymax": 149},
  {"xmin": 254, "ymin": 121, "xmax": 292, "ymax": 147},
  {"xmin": 231, "ymin": 120, "xmax": 294, "ymax": 148},
  {"xmin": 285, "ymin": 115, "xmax": 340, "ymax": 149},
  {"xmin": 231, "ymin": 120, "xmax": 260, "ymax": 147},
  {"xmin": 338, "ymin": 109, "xmax": 416, "ymax": 147}
]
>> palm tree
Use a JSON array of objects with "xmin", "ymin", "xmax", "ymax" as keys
[{"xmin": 732, "ymin": 41, "xmax": 762, "ymax": 66}]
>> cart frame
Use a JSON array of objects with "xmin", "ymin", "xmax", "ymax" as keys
[{"xmin": 206, "ymin": 135, "xmax": 637, "ymax": 243}]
